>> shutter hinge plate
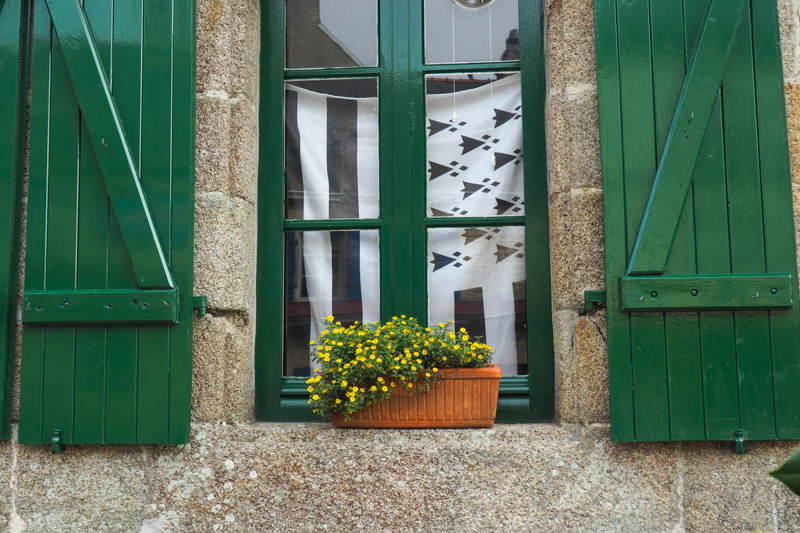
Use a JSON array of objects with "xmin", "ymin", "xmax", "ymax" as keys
[
  {"xmin": 582, "ymin": 290, "xmax": 607, "ymax": 314},
  {"xmin": 193, "ymin": 295, "xmax": 208, "ymax": 316}
]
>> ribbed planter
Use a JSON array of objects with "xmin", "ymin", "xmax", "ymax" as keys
[{"xmin": 332, "ymin": 364, "xmax": 502, "ymax": 428}]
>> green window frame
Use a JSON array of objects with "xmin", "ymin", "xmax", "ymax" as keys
[{"xmin": 255, "ymin": 0, "xmax": 554, "ymax": 422}]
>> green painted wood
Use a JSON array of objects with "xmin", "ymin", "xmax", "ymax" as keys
[
  {"xmin": 752, "ymin": 0, "xmax": 800, "ymax": 439},
  {"xmin": 43, "ymin": 0, "xmax": 173, "ymax": 290},
  {"xmin": 694, "ymin": 97, "xmax": 740, "ymax": 440},
  {"xmin": 18, "ymin": 0, "xmax": 51, "ymax": 445},
  {"xmin": 627, "ymin": 0, "xmax": 746, "ymax": 276},
  {"xmin": 19, "ymin": 0, "xmax": 195, "ymax": 446},
  {"xmin": 722, "ymin": 7, "xmax": 776, "ymax": 440},
  {"xmin": 597, "ymin": 0, "xmax": 800, "ymax": 442},
  {"xmin": 653, "ymin": 0, "xmax": 705, "ymax": 441},
  {"xmin": 620, "ymin": 275, "xmax": 792, "ymax": 311},
  {"xmin": 22, "ymin": 290, "xmax": 179, "ymax": 324},
  {"xmin": 73, "ymin": 0, "xmax": 113, "ymax": 444},
  {"xmin": 616, "ymin": 0, "xmax": 670, "ymax": 442},
  {"xmin": 104, "ymin": 0, "xmax": 144, "ymax": 444},
  {"xmin": 0, "ymin": 0, "xmax": 28, "ymax": 440},
  {"xmin": 594, "ymin": 0, "xmax": 634, "ymax": 441},
  {"xmin": 254, "ymin": 0, "xmax": 285, "ymax": 421},
  {"xmin": 40, "ymin": 27, "xmax": 82, "ymax": 445}
]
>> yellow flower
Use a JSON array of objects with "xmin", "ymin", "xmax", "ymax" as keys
[
  {"xmin": 312, "ymin": 394, "xmax": 320, "ymax": 400},
  {"xmin": 390, "ymin": 382, "xmax": 396, "ymax": 388},
  {"xmin": 314, "ymin": 367, "xmax": 319, "ymax": 373},
  {"xmin": 370, "ymin": 386, "xmax": 377, "ymax": 391},
  {"xmin": 478, "ymin": 355, "xmax": 483, "ymax": 359},
  {"xmin": 442, "ymin": 356, "xmax": 447, "ymax": 361},
  {"xmin": 307, "ymin": 386, "xmax": 314, "ymax": 392},
  {"xmin": 433, "ymin": 367, "xmax": 438, "ymax": 372},
  {"xmin": 377, "ymin": 358, "xmax": 383, "ymax": 363},
  {"xmin": 425, "ymin": 372, "xmax": 431, "ymax": 377},
  {"xmin": 326, "ymin": 315, "xmax": 334, "ymax": 321},
  {"xmin": 407, "ymin": 383, "xmax": 413, "ymax": 389},
  {"xmin": 377, "ymin": 377, "xmax": 384, "ymax": 382},
  {"xmin": 336, "ymin": 399, "xmax": 341, "ymax": 404},
  {"xmin": 309, "ymin": 340, "xmax": 316, "ymax": 345},
  {"xmin": 382, "ymin": 386, "xmax": 388, "ymax": 392},
  {"xmin": 337, "ymin": 342, "xmax": 344, "ymax": 347},
  {"xmin": 342, "ymin": 380, "xmax": 348, "ymax": 387},
  {"xmin": 459, "ymin": 327, "xmax": 466, "ymax": 333},
  {"xmin": 448, "ymin": 332, "xmax": 456, "ymax": 339},
  {"xmin": 462, "ymin": 335, "xmax": 469, "ymax": 341},
  {"xmin": 336, "ymin": 359, "xmax": 342, "ymax": 363},
  {"xmin": 439, "ymin": 323, "xmax": 445, "ymax": 327},
  {"xmin": 411, "ymin": 366, "xmax": 417, "ymax": 371}
]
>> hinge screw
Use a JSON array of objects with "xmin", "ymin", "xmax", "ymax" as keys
[
  {"xmin": 650, "ymin": 291, "xmax": 658, "ymax": 298},
  {"xmin": 690, "ymin": 289, "xmax": 698, "ymax": 296},
  {"xmin": 770, "ymin": 287, "xmax": 778, "ymax": 295}
]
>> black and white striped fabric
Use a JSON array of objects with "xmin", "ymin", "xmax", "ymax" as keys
[{"xmin": 285, "ymin": 84, "xmax": 380, "ymax": 220}]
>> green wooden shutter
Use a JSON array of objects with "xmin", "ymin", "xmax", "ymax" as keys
[
  {"xmin": 596, "ymin": 0, "xmax": 800, "ymax": 442},
  {"xmin": 18, "ymin": 0, "xmax": 196, "ymax": 445},
  {"xmin": 0, "ymin": 0, "xmax": 29, "ymax": 440}
]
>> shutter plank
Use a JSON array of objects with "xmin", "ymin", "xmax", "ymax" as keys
[
  {"xmin": 39, "ymin": 31, "xmax": 82, "ymax": 444},
  {"xmin": 617, "ymin": 0, "xmax": 669, "ymax": 442},
  {"xmin": 0, "ymin": 0, "xmax": 27, "ymax": 439},
  {"xmin": 722, "ymin": 9, "xmax": 776, "ymax": 440},
  {"xmin": 627, "ymin": 0, "xmax": 747, "ymax": 275},
  {"xmin": 595, "ymin": 0, "xmax": 635, "ymax": 441},
  {"xmin": 18, "ymin": 0, "xmax": 52, "ymax": 445},
  {"xmin": 694, "ymin": 99, "xmax": 741, "ymax": 440},
  {"xmin": 104, "ymin": 0, "xmax": 144, "ymax": 444},
  {"xmin": 72, "ymin": 1, "xmax": 112, "ymax": 443},
  {"xmin": 653, "ymin": 0, "xmax": 704, "ymax": 441},
  {"xmin": 752, "ymin": 0, "xmax": 800, "ymax": 438},
  {"xmin": 134, "ymin": 0, "xmax": 175, "ymax": 444},
  {"xmin": 168, "ymin": 0, "xmax": 196, "ymax": 444}
]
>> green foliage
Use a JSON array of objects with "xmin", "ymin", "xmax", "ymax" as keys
[
  {"xmin": 770, "ymin": 445, "xmax": 800, "ymax": 497},
  {"xmin": 307, "ymin": 315, "xmax": 494, "ymax": 420}
]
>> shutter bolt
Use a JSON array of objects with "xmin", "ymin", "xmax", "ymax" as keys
[
  {"xmin": 650, "ymin": 291, "xmax": 658, "ymax": 298},
  {"xmin": 51, "ymin": 429, "xmax": 62, "ymax": 454},
  {"xmin": 770, "ymin": 287, "xmax": 778, "ymax": 295},
  {"xmin": 690, "ymin": 289, "xmax": 698, "ymax": 296},
  {"xmin": 62, "ymin": 301, "xmax": 70, "ymax": 307}
]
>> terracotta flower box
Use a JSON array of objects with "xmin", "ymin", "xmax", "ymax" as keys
[{"xmin": 332, "ymin": 364, "xmax": 502, "ymax": 428}]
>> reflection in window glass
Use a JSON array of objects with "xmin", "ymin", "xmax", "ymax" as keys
[
  {"xmin": 428, "ymin": 226, "xmax": 527, "ymax": 376},
  {"xmin": 285, "ymin": 79, "xmax": 379, "ymax": 220},
  {"xmin": 426, "ymin": 73, "xmax": 524, "ymax": 218},
  {"xmin": 425, "ymin": 0, "xmax": 519, "ymax": 64},
  {"xmin": 286, "ymin": 0, "xmax": 379, "ymax": 68},
  {"xmin": 285, "ymin": 230, "xmax": 380, "ymax": 377}
]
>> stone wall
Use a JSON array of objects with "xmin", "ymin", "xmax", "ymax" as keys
[{"xmin": 3, "ymin": 0, "xmax": 800, "ymax": 531}]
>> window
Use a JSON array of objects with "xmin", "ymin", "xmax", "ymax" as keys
[{"xmin": 256, "ymin": 0, "xmax": 553, "ymax": 422}]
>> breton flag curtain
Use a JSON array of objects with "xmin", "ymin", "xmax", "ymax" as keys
[
  {"xmin": 426, "ymin": 73, "xmax": 524, "ymax": 218},
  {"xmin": 285, "ymin": 75, "xmax": 525, "ymax": 376}
]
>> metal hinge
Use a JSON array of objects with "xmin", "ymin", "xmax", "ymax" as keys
[
  {"xmin": 193, "ymin": 295, "xmax": 208, "ymax": 316},
  {"xmin": 581, "ymin": 290, "xmax": 607, "ymax": 315},
  {"xmin": 734, "ymin": 429, "xmax": 745, "ymax": 454}
]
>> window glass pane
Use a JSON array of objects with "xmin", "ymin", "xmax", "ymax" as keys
[
  {"xmin": 285, "ymin": 230, "xmax": 381, "ymax": 377},
  {"xmin": 425, "ymin": 0, "xmax": 519, "ymax": 64},
  {"xmin": 286, "ymin": 0, "xmax": 378, "ymax": 68},
  {"xmin": 285, "ymin": 79, "xmax": 380, "ymax": 220},
  {"xmin": 426, "ymin": 73, "xmax": 523, "ymax": 218},
  {"xmin": 428, "ymin": 226, "xmax": 527, "ymax": 376}
]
